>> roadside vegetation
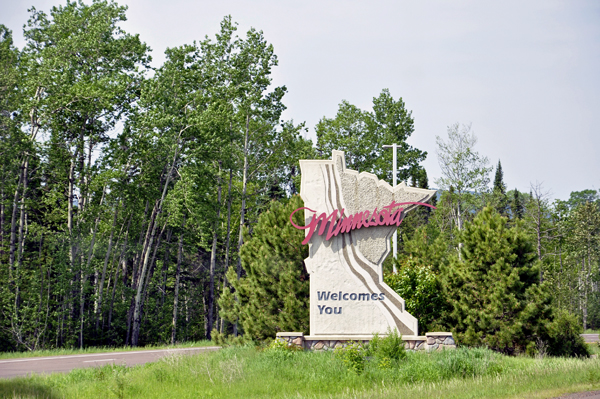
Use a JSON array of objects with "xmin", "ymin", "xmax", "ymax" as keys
[{"xmin": 1, "ymin": 342, "xmax": 600, "ymax": 399}]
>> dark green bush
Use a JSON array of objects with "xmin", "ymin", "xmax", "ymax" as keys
[{"xmin": 545, "ymin": 309, "xmax": 590, "ymax": 357}]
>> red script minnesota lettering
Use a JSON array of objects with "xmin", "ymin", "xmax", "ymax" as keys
[{"xmin": 289, "ymin": 201, "xmax": 435, "ymax": 245}]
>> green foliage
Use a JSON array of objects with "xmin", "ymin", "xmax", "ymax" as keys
[
  {"xmin": 2, "ymin": 0, "xmax": 599, "ymax": 359},
  {"xmin": 4, "ymin": 345, "xmax": 600, "ymax": 398},
  {"xmin": 263, "ymin": 338, "xmax": 303, "ymax": 363},
  {"xmin": 567, "ymin": 189, "xmax": 600, "ymax": 209},
  {"xmin": 545, "ymin": 309, "xmax": 590, "ymax": 357},
  {"xmin": 435, "ymin": 123, "xmax": 492, "ymax": 196},
  {"xmin": 210, "ymin": 329, "xmax": 253, "ymax": 347},
  {"xmin": 442, "ymin": 207, "xmax": 553, "ymax": 355},
  {"xmin": 0, "ymin": 3, "xmax": 316, "ymax": 352},
  {"xmin": 316, "ymin": 89, "xmax": 426, "ymax": 182},
  {"xmin": 336, "ymin": 330, "xmax": 407, "ymax": 373},
  {"xmin": 218, "ymin": 195, "xmax": 309, "ymax": 341},
  {"xmin": 511, "ymin": 189, "xmax": 524, "ymax": 220},
  {"xmin": 492, "ymin": 160, "xmax": 508, "ymax": 216},
  {"xmin": 368, "ymin": 329, "xmax": 406, "ymax": 366},
  {"xmin": 265, "ymin": 338, "xmax": 301, "ymax": 352},
  {"xmin": 385, "ymin": 259, "xmax": 446, "ymax": 333},
  {"xmin": 334, "ymin": 342, "xmax": 366, "ymax": 374},
  {"xmin": 400, "ymin": 226, "xmax": 450, "ymax": 273}
]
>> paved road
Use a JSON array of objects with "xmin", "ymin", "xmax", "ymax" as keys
[
  {"xmin": 582, "ymin": 334, "xmax": 600, "ymax": 343},
  {"xmin": 0, "ymin": 346, "xmax": 220, "ymax": 379},
  {"xmin": 555, "ymin": 391, "xmax": 600, "ymax": 398}
]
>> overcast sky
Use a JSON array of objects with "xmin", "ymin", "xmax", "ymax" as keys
[{"xmin": 3, "ymin": 0, "xmax": 599, "ymax": 200}]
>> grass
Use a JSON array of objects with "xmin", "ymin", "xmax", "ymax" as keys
[
  {"xmin": 0, "ymin": 340, "xmax": 213, "ymax": 360},
  {"xmin": 588, "ymin": 343, "xmax": 600, "ymax": 356},
  {"xmin": 1, "ymin": 344, "xmax": 600, "ymax": 398}
]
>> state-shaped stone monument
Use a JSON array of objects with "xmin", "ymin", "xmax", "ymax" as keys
[{"xmin": 291, "ymin": 150, "xmax": 437, "ymax": 339}]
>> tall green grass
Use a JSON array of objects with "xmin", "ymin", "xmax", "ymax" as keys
[{"xmin": 1, "ymin": 345, "xmax": 599, "ymax": 398}]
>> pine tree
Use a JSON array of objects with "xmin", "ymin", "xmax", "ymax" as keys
[
  {"xmin": 218, "ymin": 195, "xmax": 309, "ymax": 341},
  {"xmin": 442, "ymin": 207, "xmax": 552, "ymax": 354},
  {"xmin": 492, "ymin": 160, "xmax": 508, "ymax": 216},
  {"xmin": 512, "ymin": 189, "xmax": 524, "ymax": 220},
  {"xmin": 493, "ymin": 160, "xmax": 505, "ymax": 194}
]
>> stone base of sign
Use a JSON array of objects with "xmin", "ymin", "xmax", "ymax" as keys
[{"xmin": 275, "ymin": 332, "xmax": 455, "ymax": 352}]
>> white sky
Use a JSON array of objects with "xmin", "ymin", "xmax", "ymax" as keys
[{"xmin": 3, "ymin": 0, "xmax": 599, "ymax": 200}]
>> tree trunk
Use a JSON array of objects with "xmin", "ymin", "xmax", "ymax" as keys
[
  {"xmin": 207, "ymin": 163, "xmax": 222, "ymax": 339},
  {"xmin": 78, "ymin": 186, "xmax": 106, "ymax": 348},
  {"xmin": 0, "ymin": 171, "xmax": 5, "ymax": 258},
  {"xmin": 131, "ymin": 135, "xmax": 181, "ymax": 346},
  {"xmin": 171, "ymin": 220, "xmax": 185, "ymax": 345},
  {"xmin": 139, "ymin": 220, "xmax": 168, "ymax": 331},
  {"xmin": 68, "ymin": 155, "xmax": 76, "ymax": 269},
  {"xmin": 221, "ymin": 168, "xmax": 233, "ymax": 334},
  {"xmin": 9, "ymin": 159, "xmax": 23, "ymax": 286},
  {"xmin": 96, "ymin": 201, "xmax": 120, "ymax": 331},
  {"xmin": 158, "ymin": 229, "xmax": 173, "ymax": 312},
  {"xmin": 234, "ymin": 115, "xmax": 250, "ymax": 336}
]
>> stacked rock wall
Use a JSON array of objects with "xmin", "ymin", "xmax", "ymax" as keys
[{"xmin": 275, "ymin": 332, "xmax": 455, "ymax": 352}]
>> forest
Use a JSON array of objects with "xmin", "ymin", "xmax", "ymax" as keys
[{"xmin": 0, "ymin": 0, "xmax": 598, "ymax": 352}]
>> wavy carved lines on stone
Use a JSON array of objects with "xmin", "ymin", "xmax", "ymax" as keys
[{"xmin": 320, "ymin": 161, "xmax": 414, "ymax": 335}]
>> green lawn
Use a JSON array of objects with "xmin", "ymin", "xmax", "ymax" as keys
[
  {"xmin": 0, "ymin": 340, "xmax": 214, "ymax": 360},
  {"xmin": 1, "ymin": 345, "xmax": 600, "ymax": 398}
]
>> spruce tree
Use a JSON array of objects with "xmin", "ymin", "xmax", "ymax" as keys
[
  {"xmin": 442, "ymin": 207, "xmax": 552, "ymax": 354},
  {"xmin": 492, "ymin": 160, "xmax": 508, "ymax": 216},
  {"xmin": 218, "ymin": 195, "xmax": 309, "ymax": 341},
  {"xmin": 512, "ymin": 189, "xmax": 524, "ymax": 220}
]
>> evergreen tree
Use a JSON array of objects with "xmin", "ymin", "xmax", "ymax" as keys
[
  {"xmin": 511, "ymin": 189, "xmax": 524, "ymax": 220},
  {"xmin": 442, "ymin": 207, "xmax": 552, "ymax": 355},
  {"xmin": 493, "ymin": 160, "xmax": 505, "ymax": 193},
  {"xmin": 218, "ymin": 195, "xmax": 309, "ymax": 341},
  {"xmin": 492, "ymin": 160, "xmax": 508, "ymax": 216}
]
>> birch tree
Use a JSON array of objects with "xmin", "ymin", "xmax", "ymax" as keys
[{"xmin": 435, "ymin": 123, "xmax": 492, "ymax": 232}]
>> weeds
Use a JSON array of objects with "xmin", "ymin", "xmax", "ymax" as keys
[
  {"xmin": 368, "ymin": 329, "xmax": 407, "ymax": 363},
  {"xmin": 335, "ymin": 342, "xmax": 367, "ymax": 374},
  {"xmin": 2, "ymin": 344, "xmax": 600, "ymax": 398}
]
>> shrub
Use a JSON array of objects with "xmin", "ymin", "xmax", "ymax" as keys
[
  {"xmin": 211, "ymin": 329, "xmax": 253, "ymax": 347},
  {"xmin": 334, "ymin": 342, "xmax": 366, "ymax": 374},
  {"xmin": 545, "ymin": 309, "xmax": 590, "ymax": 357},
  {"xmin": 264, "ymin": 338, "xmax": 303, "ymax": 362},
  {"xmin": 368, "ymin": 328, "xmax": 406, "ymax": 364},
  {"xmin": 385, "ymin": 260, "xmax": 446, "ymax": 332}
]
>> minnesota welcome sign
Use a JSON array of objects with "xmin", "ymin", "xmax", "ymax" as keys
[{"xmin": 290, "ymin": 151, "xmax": 436, "ymax": 337}]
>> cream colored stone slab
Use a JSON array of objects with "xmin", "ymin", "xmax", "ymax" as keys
[
  {"xmin": 276, "ymin": 332, "xmax": 304, "ymax": 337},
  {"xmin": 401, "ymin": 336, "xmax": 427, "ymax": 341},
  {"xmin": 425, "ymin": 332, "xmax": 453, "ymax": 336}
]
